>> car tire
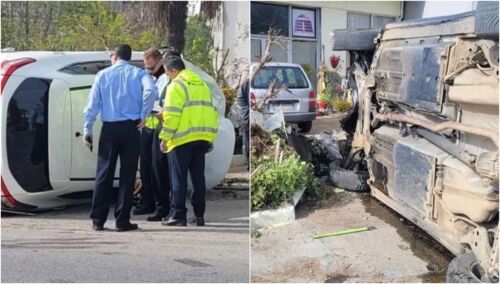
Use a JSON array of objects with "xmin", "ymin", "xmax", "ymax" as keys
[
  {"xmin": 475, "ymin": 1, "xmax": 499, "ymax": 39},
  {"xmin": 298, "ymin": 121, "xmax": 313, "ymax": 133},
  {"xmin": 328, "ymin": 162, "xmax": 369, "ymax": 192},
  {"xmin": 446, "ymin": 253, "xmax": 485, "ymax": 283},
  {"xmin": 330, "ymin": 29, "xmax": 380, "ymax": 51}
]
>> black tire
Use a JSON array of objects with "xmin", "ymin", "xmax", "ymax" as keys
[
  {"xmin": 446, "ymin": 253, "xmax": 485, "ymax": 283},
  {"xmin": 475, "ymin": 1, "xmax": 499, "ymax": 39},
  {"xmin": 330, "ymin": 29, "xmax": 380, "ymax": 51},
  {"xmin": 298, "ymin": 121, "xmax": 312, "ymax": 133},
  {"xmin": 328, "ymin": 162, "xmax": 369, "ymax": 192}
]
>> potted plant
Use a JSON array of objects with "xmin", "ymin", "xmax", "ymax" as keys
[{"xmin": 318, "ymin": 84, "xmax": 332, "ymax": 114}]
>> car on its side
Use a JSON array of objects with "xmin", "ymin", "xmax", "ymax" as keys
[
  {"xmin": 250, "ymin": 62, "xmax": 316, "ymax": 132},
  {"xmin": 1, "ymin": 51, "xmax": 235, "ymax": 212}
]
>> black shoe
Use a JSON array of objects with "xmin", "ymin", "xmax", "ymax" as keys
[
  {"xmin": 161, "ymin": 211, "xmax": 175, "ymax": 221},
  {"xmin": 133, "ymin": 205, "xmax": 155, "ymax": 215},
  {"xmin": 196, "ymin": 217, "xmax": 205, "ymax": 226},
  {"xmin": 92, "ymin": 223, "xmax": 105, "ymax": 231},
  {"xmin": 162, "ymin": 218, "xmax": 187, "ymax": 226},
  {"xmin": 116, "ymin": 223, "xmax": 139, "ymax": 232},
  {"xmin": 146, "ymin": 213, "xmax": 168, "ymax": 222}
]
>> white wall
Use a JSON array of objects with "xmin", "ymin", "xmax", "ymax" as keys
[
  {"xmin": 222, "ymin": 1, "xmax": 250, "ymax": 63},
  {"xmin": 316, "ymin": 1, "xmax": 402, "ymax": 76},
  {"xmin": 404, "ymin": 1, "xmax": 476, "ymax": 20},
  {"xmin": 290, "ymin": 1, "xmax": 401, "ymax": 17},
  {"xmin": 321, "ymin": 8, "xmax": 348, "ymax": 76},
  {"xmin": 212, "ymin": 1, "xmax": 250, "ymax": 86}
]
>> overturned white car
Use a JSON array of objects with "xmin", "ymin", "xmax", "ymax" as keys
[{"xmin": 1, "ymin": 51, "xmax": 235, "ymax": 212}]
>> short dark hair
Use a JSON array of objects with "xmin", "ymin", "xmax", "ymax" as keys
[
  {"xmin": 115, "ymin": 44, "xmax": 132, "ymax": 61},
  {"xmin": 162, "ymin": 48, "xmax": 181, "ymax": 60},
  {"xmin": 164, "ymin": 56, "xmax": 185, "ymax": 72}
]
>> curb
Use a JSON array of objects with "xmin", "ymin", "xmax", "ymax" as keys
[{"xmin": 250, "ymin": 188, "xmax": 306, "ymax": 229}]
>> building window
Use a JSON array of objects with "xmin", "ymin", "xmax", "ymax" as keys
[
  {"xmin": 348, "ymin": 12, "xmax": 395, "ymax": 30},
  {"xmin": 251, "ymin": 39, "xmax": 262, "ymax": 61},
  {"xmin": 373, "ymin": 15, "xmax": 395, "ymax": 29},
  {"xmin": 269, "ymin": 43, "xmax": 288, "ymax": 62},
  {"xmin": 292, "ymin": 41, "xmax": 316, "ymax": 85},
  {"xmin": 251, "ymin": 2, "xmax": 319, "ymax": 91},
  {"xmin": 347, "ymin": 12, "xmax": 371, "ymax": 30},
  {"xmin": 251, "ymin": 3, "xmax": 289, "ymax": 36}
]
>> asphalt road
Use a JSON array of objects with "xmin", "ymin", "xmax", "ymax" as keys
[{"xmin": 2, "ymin": 189, "xmax": 249, "ymax": 283}]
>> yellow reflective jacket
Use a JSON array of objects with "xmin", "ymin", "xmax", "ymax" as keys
[{"xmin": 159, "ymin": 69, "xmax": 219, "ymax": 152}]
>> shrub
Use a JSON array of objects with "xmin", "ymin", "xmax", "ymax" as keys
[
  {"xmin": 319, "ymin": 92, "xmax": 331, "ymax": 104},
  {"xmin": 251, "ymin": 154, "xmax": 315, "ymax": 211},
  {"xmin": 332, "ymin": 98, "xmax": 352, "ymax": 113}
]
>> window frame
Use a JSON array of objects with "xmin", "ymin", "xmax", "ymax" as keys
[
  {"xmin": 346, "ymin": 11, "xmax": 396, "ymax": 30},
  {"xmin": 6, "ymin": 77, "xmax": 53, "ymax": 193}
]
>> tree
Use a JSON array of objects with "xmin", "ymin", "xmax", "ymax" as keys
[
  {"xmin": 143, "ymin": 1, "xmax": 221, "ymax": 53},
  {"xmin": 0, "ymin": 1, "xmax": 155, "ymax": 51},
  {"xmin": 183, "ymin": 16, "xmax": 214, "ymax": 75}
]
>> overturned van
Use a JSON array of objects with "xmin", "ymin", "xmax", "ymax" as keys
[{"xmin": 330, "ymin": 2, "xmax": 498, "ymax": 282}]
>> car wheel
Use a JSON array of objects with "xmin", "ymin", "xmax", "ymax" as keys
[
  {"xmin": 328, "ymin": 162, "xmax": 369, "ymax": 192},
  {"xmin": 330, "ymin": 29, "xmax": 380, "ymax": 51},
  {"xmin": 446, "ymin": 253, "xmax": 485, "ymax": 283},
  {"xmin": 475, "ymin": 1, "xmax": 499, "ymax": 39},
  {"xmin": 298, "ymin": 121, "xmax": 313, "ymax": 133}
]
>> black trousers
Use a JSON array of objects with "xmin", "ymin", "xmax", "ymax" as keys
[
  {"xmin": 168, "ymin": 141, "xmax": 208, "ymax": 219},
  {"xmin": 241, "ymin": 123, "xmax": 249, "ymax": 169},
  {"xmin": 140, "ymin": 127, "xmax": 171, "ymax": 215},
  {"xmin": 90, "ymin": 120, "xmax": 140, "ymax": 227},
  {"xmin": 139, "ymin": 128, "xmax": 156, "ymax": 208}
]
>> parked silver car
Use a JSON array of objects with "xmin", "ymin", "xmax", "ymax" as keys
[{"xmin": 250, "ymin": 62, "xmax": 316, "ymax": 132}]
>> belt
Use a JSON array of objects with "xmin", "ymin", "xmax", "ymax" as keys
[{"xmin": 102, "ymin": 119, "xmax": 141, "ymax": 125}]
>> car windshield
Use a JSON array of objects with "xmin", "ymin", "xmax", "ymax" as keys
[{"xmin": 252, "ymin": 66, "xmax": 309, "ymax": 89}]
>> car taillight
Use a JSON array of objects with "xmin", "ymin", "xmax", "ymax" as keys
[
  {"xmin": 308, "ymin": 90, "xmax": 316, "ymax": 111},
  {"xmin": 1, "ymin": 58, "xmax": 36, "ymax": 94},
  {"xmin": 250, "ymin": 92, "xmax": 257, "ymax": 110},
  {"xmin": 1, "ymin": 177, "xmax": 37, "ymax": 211}
]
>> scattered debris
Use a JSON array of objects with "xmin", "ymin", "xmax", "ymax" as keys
[{"xmin": 314, "ymin": 226, "xmax": 376, "ymax": 239}]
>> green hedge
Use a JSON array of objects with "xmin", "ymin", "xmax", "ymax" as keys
[{"xmin": 251, "ymin": 154, "xmax": 315, "ymax": 211}]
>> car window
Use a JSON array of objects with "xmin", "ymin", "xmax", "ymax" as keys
[
  {"xmin": 7, "ymin": 78, "xmax": 53, "ymax": 192},
  {"xmin": 130, "ymin": 60, "xmax": 144, "ymax": 68},
  {"xmin": 59, "ymin": 61, "xmax": 111, "ymax": 75},
  {"xmin": 60, "ymin": 60, "xmax": 145, "ymax": 74},
  {"xmin": 252, "ymin": 66, "xmax": 309, "ymax": 89}
]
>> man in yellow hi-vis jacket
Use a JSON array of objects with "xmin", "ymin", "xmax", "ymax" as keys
[{"xmin": 159, "ymin": 56, "xmax": 218, "ymax": 226}]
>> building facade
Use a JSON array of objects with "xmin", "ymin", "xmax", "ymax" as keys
[{"xmin": 251, "ymin": 1, "xmax": 402, "ymax": 89}]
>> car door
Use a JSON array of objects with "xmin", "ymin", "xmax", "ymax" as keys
[{"xmin": 66, "ymin": 62, "xmax": 120, "ymax": 181}]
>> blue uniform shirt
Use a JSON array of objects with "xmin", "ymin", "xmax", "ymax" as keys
[
  {"xmin": 83, "ymin": 59, "xmax": 157, "ymax": 135},
  {"xmin": 155, "ymin": 73, "xmax": 169, "ymax": 107}
]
